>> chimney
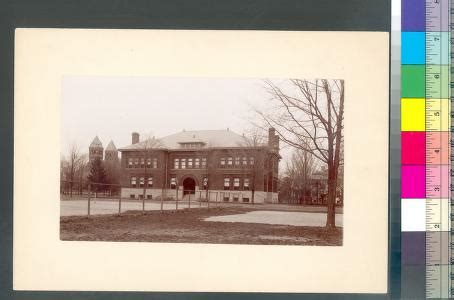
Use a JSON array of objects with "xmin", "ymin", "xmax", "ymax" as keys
[
  {"xmin": 132, "ymin": 132, "xmax": 140, "ymax": 144},
  {"xmin": 274, "ymin": 135, "xmax": 280, "ymax": 152},
  {"xmin": 268, "ymin": 127, "xmax": 276, "ymax": 148}
]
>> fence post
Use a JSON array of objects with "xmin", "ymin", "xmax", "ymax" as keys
[
  {"xmin": 188, "ymin": 192, "xmax": 191, "ymax": 209},
  {"xmin": 160, "ymin": 191, "xmax": 163, "ymax": 213},
  {"xmin": 207, "ymin": 191, "xmax": 210, "ymax": 209},
  {"xmin": 142, "ymin": 195, "xmax": 145, "ymax": 214},
  {"xmin": 118, "ymin": 192, "xmax": 122, "ymax": 216},
  {"xmin": 87, "ymin": 183, "xmax": 91, "ymax": 218}
]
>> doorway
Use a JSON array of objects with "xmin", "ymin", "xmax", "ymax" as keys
[{"xmin": 183, "ymin": 177, "xmax": 196, "ymax": 195}]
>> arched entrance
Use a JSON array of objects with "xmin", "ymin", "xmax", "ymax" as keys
[{"xmin": 183, "ymin": 177, "xmax": 196, "ymax": 195}]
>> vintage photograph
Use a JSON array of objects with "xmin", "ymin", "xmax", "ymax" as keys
[{"xmin": 60, "ymin": 77, "xmax": 344, "ymax": 246}]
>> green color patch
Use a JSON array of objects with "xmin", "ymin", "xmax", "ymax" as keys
[{"xmin": 401, "ymin": 65, "xmax": 425, "ymax": 98}]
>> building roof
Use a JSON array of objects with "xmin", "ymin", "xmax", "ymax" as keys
[
  {"xmin": 119, "ymin": 129, "xmax": 263, "ymax": 151},
  {"xmin": 106, "ymin": 140, "xmax": 117, "ymax": 151},
  {"xmin": 89, "ymin": 136, "xmax": 103, "ymax": 148}
]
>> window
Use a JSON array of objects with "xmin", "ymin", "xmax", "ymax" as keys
[
  {"xmin": 139, "ymin": 177, "xmax": 145, "ymax": 188},
  {"xmin": 227, "ymin": 157, "xmax": 233, "ymax": 166},
  {"xmin": 202, "ymin": 157, "xmax": 206, "ymax": 168},
  {"xmin": 203, "ymin": 177, "xmax": 208, "ymax": 190},
  {"xmin": 153, "ymin": 158, "xmax": 158, "ymax": 168},
  {"xmin": 223, "ymin": 196, "xmax": 230, "ymax": 202},
  {"xmin": 224, "ymin": 178, "xmax": 230, "ymax": 190},
  {"xmin": 250, "ymin": 157, "xmax": 254, "ymax": 165},
  {"xmin": 147, "ymin": 158, "xmax": 151, "ymax": 168},
  {"xmin": 134, "ymin": 158, "xmax": 139, "ymax": 168},
  {"xmin": 140, "ymin": 158, "xmax": 145, "ymax": 168},
  {"xmin": 233, "ymin": 196, "xmax": 239, "ymax": 202},
  {"xmin": 131, "ymin": 176, "xmax": 137, "ymax": 188},
  {"xmin": 242, "ymin": 197, "xmax": 249, "ymax": 203},
  {"xmin": 170, "ymin": 177, "xmax": 176, "ymax": 189},
  {"xmin": 130, "ymin": 194, "xmax": 136, "ymax": 199},
  {"xmin": 233, "ymin": 178, "xmax": 240, "ymax": 190},
  {"xmin": 243, "ymin": 178, "xmax": 250, "ymax": 190},
  {"xmin": 242, "ymin": 156, "xmax": 247, "ymax": 165},
  {"xmin": 220, "ymin": 157, "xmax": 225, "ymax": 167},
  {"xmin": 139, "ymin": 194, "xmax": 144, "ymax": 199},
  {"xmin": 148, "ymin": 177, "xmax": 153, "ymax": 187},
  {"xmin": 181, "ymin": 158, "xmax": 186, "ymax": 169},
  {"xmin": 235, "ymin": 157, "xmax": 240, "ymax": 166},
  {"xmin": 181, "ymin": 143, "xmax": 202, "ymax": 149},
  {"xmin": 128, "ymin": 158, "xmax": 133, "ymax": 168},
  {"xmin": 174, "ymin": 158, "xmax": 179, "ymax": 169},
  {"xmin": 188, "ymin": 158, "xmax": 193, "ymax": 168},
  {"xmin": 147, "ymin": 195, "xmax": 152, "ymax": 199},
  {"xmin": 195, "ymin": 158, "xmax": 200, "ymax": 168}
]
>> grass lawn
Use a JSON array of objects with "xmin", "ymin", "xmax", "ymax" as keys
[{"xmin": 60, "ymin": 206, "xmax": 342, "ymax": 246}]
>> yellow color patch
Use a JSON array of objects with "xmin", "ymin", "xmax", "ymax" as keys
[{"xmin": 401, "ymin": 98, "xmax": 425, "ymax": 131}]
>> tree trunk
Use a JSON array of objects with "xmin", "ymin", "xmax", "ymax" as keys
[{"xmin": 326, "ymin": 164, "xmax": 337, "ymax": 228}]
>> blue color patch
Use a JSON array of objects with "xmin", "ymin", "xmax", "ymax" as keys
[{"xmin": 402, "ymin": 32, "xmax": 425, "ymax": 65}]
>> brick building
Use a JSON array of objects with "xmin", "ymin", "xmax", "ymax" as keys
[{"xmin": 117, "ymin": 128, "xmax": 280, "ymax": 203}]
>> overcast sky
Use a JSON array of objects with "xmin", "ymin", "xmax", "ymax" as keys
[{"xmin": 61, "ymin": 76, "xmax": 289, "ymax": 158}]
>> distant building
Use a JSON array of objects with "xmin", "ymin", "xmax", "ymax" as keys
[
  {"xmin": 117, "ymin": 128, "xmax": 280, "ymax": 203},
  {"xmin": 88, "ymin": 136, "xmax": 119, "ymax": 163},
  {"xmin": 105, "ymin": 140, "xmax": 119, "ymax": 162},
  {"xmin": 88, "ymin": 136, "xmax": 104, "ymax": 162}
]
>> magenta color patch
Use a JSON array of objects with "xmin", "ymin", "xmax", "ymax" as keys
[
  {"xmin": 401, "ymin": 132, "xmax": 425, "ymax": 165},
  {"xmin": 402, "ymin": 165, "xmax": 425, "ymax": 198}
]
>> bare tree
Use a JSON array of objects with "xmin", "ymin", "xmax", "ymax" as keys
[
  {"xmin": 76, "ymin": 154, "xmax": 88, "ymax": 195},
  {"xmin": 284, "ymin": 147, "xmax": 317, "ymax": 203},
  {"xmin": 65, "ymin": 143, "xmax": 86, "ymax": 197},
  {"xmin": 237, "ymin": 128, "xmax": 267, "ymax": 204},
  {"xmin": 256, "ymin": 79, "xmax": 344, "ymax": 228},
  {"xmin": 139, "ymin": 134, "xmax": 162, "ymax": 212}
]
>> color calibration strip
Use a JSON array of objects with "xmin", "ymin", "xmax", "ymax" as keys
[{"xmin": 401, "ymin": 0, "xmax": 451, "ymax": 298}]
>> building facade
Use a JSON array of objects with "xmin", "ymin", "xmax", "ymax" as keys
[{"xmin": 117, "ymin": 128, "xmax": 280, "ymax": 203}]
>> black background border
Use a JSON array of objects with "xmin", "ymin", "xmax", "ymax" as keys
[{"xmin": 0, "ymin": 0, "xmax": 394, "ymax": 299}]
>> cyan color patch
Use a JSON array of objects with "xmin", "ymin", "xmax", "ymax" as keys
[{"xmin": 402, "ymin": 32, "xmax": 425, "ymax": 64}]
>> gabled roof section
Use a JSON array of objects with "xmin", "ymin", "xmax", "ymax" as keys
[
  {"xmin": 119, "ymin": 137, "xmax": 166, "ymax": 151},
  {"xmin": 89, "ymin": 136, "xmax": 103, "ymax": 148},
  {"xmin": 119, "ymin": 130, "xmax": 265, "ymax": 151},
  {"xmin": 106, "ymin": 140, "xmax": 117, "ymax": 151}
]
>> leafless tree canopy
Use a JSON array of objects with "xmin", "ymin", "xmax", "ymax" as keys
[
  {"xmin": 60, "ymin": 142, "xmax": 88, "ymax": 197},
  {"xmin": 258, "ymin": 79, "xmax": 344, "ymax": 164},
  {"xmin": 283, "ymin": 148, "xmax": 317, "ymax": 200}
]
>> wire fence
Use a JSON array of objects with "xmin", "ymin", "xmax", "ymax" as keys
[
  {"xmin": 60, "ymin": 180, "xmax": 261, "ymax": 217},
  {"xmin": 279, "ymin": 196, "xmax": 343, "ymax": 206}
]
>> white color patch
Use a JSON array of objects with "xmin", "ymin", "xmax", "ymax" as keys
[{"xmin": 401, "ymin": 198, "xmax": 426, "ymax": 232}]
